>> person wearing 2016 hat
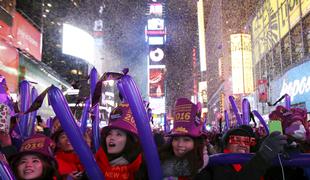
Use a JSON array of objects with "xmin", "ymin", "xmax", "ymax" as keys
[
  {"xmin": 158, "ymin": 98, "xmax": 209, "ymax": 179},
  {"xmin": 263, "ymin": 106, "xmax": 309, "ymax": 180},
  {"xmin": 196, "ymin": 123, "xmax": 288, "ymax": 180},
  {"xmin": 9, "ymin": 133, "xmax": 61, "ymax": 180},
  {"xmin": 95, "ymin": 103, "xmax": 148, "ymax": 180}
]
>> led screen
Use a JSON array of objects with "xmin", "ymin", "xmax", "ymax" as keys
[{"xmin": 62, "ymin": 23, "xmax": 95, "ymax": 65}]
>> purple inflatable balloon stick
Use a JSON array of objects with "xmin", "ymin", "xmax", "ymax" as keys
[
  {"xmin": 209, "ymin": 153, "xmax": 310, "ymax": 167},
  {"xmin": 19, "ymin": 80, "xmax": 31, "ymax": 139},
  {"xmin": 28, "ymin": 87, "xmax": 38, "ymax": 137},
  {"xmin": 228, "ymin": 96, "xmax": 242, "ymax": 126},
  {"xmin": 224, "ymin": 110, "xmax": 230, "ymax": 131},
  {"xmin": 0, "ymin": 75, "xmax": 9, "ymax": 104},
  {"xmin": 46, "ymin": 117, "xmax": 53, "ymax": 129},
  {"xmin": 90, "ymin": 68, "xmax": 100, "ymax": 152},
  {"xmin": 116, "ymin": 80, "xmax": 128, "ymax": 102},
  {"xmin": 80, "ymin": 98, "xmax": 90, "ymax": 134},
  {"xmin": 0, "ymin": 162, "xmax": 16, "ymax": 180},
  {"xmin": 118, "ymin": 75, "xmax": 163, "ymax": 180},
  {"xmin": 285, "ymin": 94, "xmax": 291, "ymax": 110},
  {"xmin": 252, "ymin": 110, "xmax": 270, "ymax": 135},
  {"xmin": 242, "ymin": 98, "xmax": 250, "ymax": 125},
  {"xmin": 48, "ymin": 85, "xmax": 105, "ymax": 179}
]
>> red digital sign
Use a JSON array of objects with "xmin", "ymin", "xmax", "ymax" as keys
[
  {"xmin": 257, "ymin": 79, "xmax": 268, "ymax": 102},
  {"xmin": 149, "ymin": 68, "xmax": 165, "ymax": 98},
  {"xmin": 0, "ymin": 40, "xmax": 19, "ymax": 92},
  {"xmin": 12, "ymin": 12, "xmax": 42, "ymax": 61}
]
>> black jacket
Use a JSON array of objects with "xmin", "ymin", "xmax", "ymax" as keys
[{"xmin": 195, "ymin": 152, "xmax": 271, "ymax": 180}]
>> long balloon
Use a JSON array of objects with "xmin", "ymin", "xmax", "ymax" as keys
[
  {"xmin": 90, "ymin": 68, "xmax": 100, "ymax": 152},
  {"xmin": 28, "ymin": 87, "xmax": 38, "ymax": 137},
  {"xmin": 119, "ymin": 75, "xmax": 163, "ymax": 180},
  {"xmin": 48, "ymin": 85, "xmax": 105, "ymax": 179},
  {"xmin": 228, "ymin": 96, "xmax": 242, "ymax": 126},
  {"xmin": 0, "ymin": 162, "xmax": 15, "ymax": 180},
  {"xmin": 252, "ymin": 110, "xmax": 270, "ymax": 135},
  {"xmin": 285, "ymin": 94, "xmax": 291, "ymax": 110},
  {"xmin": 242, "ymin": 98, "xmax": 250, "ymax": 125},
  {"xmin": 79, "ymin": 98, "xmax": 90, "ymax": 134},
  {"xmin": 208, "ymin": 153, "xmax": 310, "ymax": 167},
  {"xmin": 19, "ymin": 80, "xmax": 31, "ymax": 139},
  {"xmin": 117, "ymin": 81, "xmax": 128, "ymax": 102},
  {"xmin": 224, "ymin": 110, "xmax": 230, "ymax": 131}
]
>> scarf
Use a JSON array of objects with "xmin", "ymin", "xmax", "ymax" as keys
[{"xmin": 95, "ymin": 147, "xmax": 142, "ymax": 180}]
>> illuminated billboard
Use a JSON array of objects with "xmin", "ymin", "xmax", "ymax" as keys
[
  {"xmin": 148, "ymin": 36, "xmax": 164, "ymax": 45},
  {"xmin": 147, "ymin": 18, "xmax": 164, "ymax": 31},
  {"xmin": 198, "ymin": 81, "xmax": 207, "ymax": 107},
  {"xmin": 149, "ymin": 66, "xmax": 165, "ymax": 98},
  {"xmin": 149, "ymin": 97, "xmax": 165, "ymax": 114},
  {"xmin": 149, "ymin": 3, "xmax": 163, "ymax": 17},
  {"xmin": 230, "ymin": 34, "xmax": 254, "ymax": 94},
  {"xmin": 149, "ymin": 46, "xmax": 165, "ymax": 65},
  {"xmin": 251, "ymin": 0, "xmax": 310, "ymax": 64},
  {"xmin": 62, "ymin": 23, "xmax": 95, "ymax": 65},
  {"xmin": 0, "ymin": 40, "xmax": 19, "ymax": 92}
]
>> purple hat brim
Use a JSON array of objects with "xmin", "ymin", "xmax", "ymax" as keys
[
  {"xmin": 9, "ymin": 151, "xmax": 57, "ymax": 168},
  {"xmin": 101, "ymin": 125, "xmax": 138, "ymax": 137}
]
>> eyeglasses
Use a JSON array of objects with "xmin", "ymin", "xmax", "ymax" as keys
[{"xmin": 228, "ymin": 135, "xmax": 256, "ymax": 146}]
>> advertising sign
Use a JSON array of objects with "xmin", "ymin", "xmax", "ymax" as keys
[
  {"xmin": 12, "ymin": 12, "xmax": 42, "ymax": 61},
  {"xmin": 149, "ymin": 97, "xmax": 165, "ymax": 114},
  {"xmin": 251, "ymin": 0, "xmax": 309, "ymax": 64},
  {"xmin": 149, "ymin": 3, "xmax": 163, "ymax": 17},
  {"xmin": 147, "ymin": 18, "xmax": 164, "ymax": 31},
  {"xmin": 198, "ymin": 81, "xmax": 207, "ymax": 107},
  {"xmin": 0, "ymin": 40, "xmax": 18, "ymax": 92},
  {"xmin": 230, "ymin": 34, "xmax": 254, "ymax": 94},
  {"xmin": 257, "ymin": 79, "xmax": 268, "ymax": 102},
  {"xmin": 149, "ymin": 46, "xmax": 165, "ymax": 65},
  {"xmin": 271, "ymin": 60, "xmax": 310, "ymax": 111},
  {"xmin": 149, "ymin": 67, "xmax": 165, "ymax": 98}
]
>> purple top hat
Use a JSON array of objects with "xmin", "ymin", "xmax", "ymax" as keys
[
  {"xmin": 169, "ymin": 98, "xmax": 204, "ymax": 137},
  {"xmin": 10, "ymin": 133, "xmax": 56, "ymax": 166},
  {"xmin": 102, "ymin": 103, "xmax": 138, "ymax": 136}
]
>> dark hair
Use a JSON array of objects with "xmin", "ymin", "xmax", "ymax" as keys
[
  {"xmin": 11, "ymin": 153, "xmax": 61, "ymax": 180},
  {"xmin": 159, "ymin": 136, "xmax": 205, "ymax": 176},
  {"xmin": 101, "ymin": 128, "xmax": 141, "ymax": 163}
]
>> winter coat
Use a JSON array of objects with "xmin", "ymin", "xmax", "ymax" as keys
[
  {"xmin": 195, "ymin": 152, "xmax": 271, "ymax": 180},
  {"xmin": 55, "ymin": 151, "xmax": 84, "ymax": 176},
  {"xmin": 95, "ymin": 147, "xmax": 143, "ymax": 180}
]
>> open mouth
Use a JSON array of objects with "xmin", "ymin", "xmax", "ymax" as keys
[
  {"xmin": 108, "ymin": 142, "xmax": 116, "ymax": 147},
  {"xmin": 24, "ymin": 169, "xmax": 34, "ymax": 175}
]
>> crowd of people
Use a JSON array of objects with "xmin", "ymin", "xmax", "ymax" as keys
[{"xmin": 0, "ymin": 95, "xmax": 310, "ymax": 179}]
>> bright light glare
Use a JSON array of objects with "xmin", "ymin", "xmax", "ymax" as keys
[{"xmin": 62, "ymin": 23, "xmax": 95, "ymax": 65}]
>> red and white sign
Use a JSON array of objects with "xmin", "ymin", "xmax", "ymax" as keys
[
  {"xmin": 257, "ymin": 79, "xmax": 268, "ymax": 102},
  {"xmin": 0, "ymin": 40, "xmax": 19, "ymax": 92},
  {"xmin": 149, "ymin": 67, "xmax": 165, "ymax": 98},
  {"xmin": 12, "ymin": 12, "xmax": 42, "ymax": 61}
]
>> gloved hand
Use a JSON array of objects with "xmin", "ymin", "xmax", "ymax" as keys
[{"xmin": 258, "ymin": 131, "xmax": 287, "ymax": 162}]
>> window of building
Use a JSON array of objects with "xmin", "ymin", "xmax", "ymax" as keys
[
  {"xmin": 291, "ymin": 22, "xmax": 303, "ymax": 64},
  {"xmin": 266, "ymin": 51, "xmax": 274, "ymax": 80},
  {"xmin": 302, "ymin": 13, "xmax": 310, "ymax": 56},
  {"xmin": 273, "ymin": 42, "xmax": 282, "ymax": 77},
  {"xmin": 281, "ymin": 35, "xmax": 291, "ymax": 70}
]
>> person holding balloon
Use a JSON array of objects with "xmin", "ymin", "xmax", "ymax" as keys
[
  {"xmin": 264, "ymin": 106, "xmax": 309, "ymax": 180},
  {"xmin": 52, "ymin": 127, "xmax": 90, "ymax": 179},
  {"xmin": 195, "ymin": 124, "xmax": 288, "ymax": 180},
  {"xmin": 9, "ymin": 133, "xmax": 61, "ymax": 180},
  {"xmin": 159, "ymin": 98, "xmax": 209, "ymax": 179},
  {"xmin": 95, "ymin": 103, "xmax": 148, "ymax": 180}
]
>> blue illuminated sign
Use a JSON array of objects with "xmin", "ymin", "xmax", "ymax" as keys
[{"xmin": 271, "ymin": 60, "xmax": 310, "ymax": 111}]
